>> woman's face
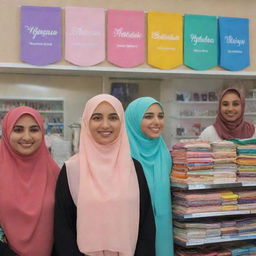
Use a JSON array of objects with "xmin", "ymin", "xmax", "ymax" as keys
[
  {"xmin": 89, "ymin": 101, "xmax": 121, "ymax": 145},
  {"xmin": 9, "ymin": 114, "xmax": 43, "ymax": 155},
  {"xmin": 141, "ymin": 103, "xmax": 164, "ymax": 139},
  {"xmin": 220, "ymin": 92, "xmax": 242, "ymax": 122}
]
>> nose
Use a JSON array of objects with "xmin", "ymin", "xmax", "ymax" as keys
[
  {"xmin": 22, "ymin": 130, "xmax": 32, "ymax": 140},
  {"xmin": 227, "ymin": 104, "xmax": 234, "ymax": 111},
  {"xmin": 152, "ymin": 116, "xmax": 160, "ymax": 124},
  {"xmin": 102, "ymin": 118, "xmax": 110, "ymax": 128}
]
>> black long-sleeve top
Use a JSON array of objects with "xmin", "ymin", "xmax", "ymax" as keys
[
  {"xmin": 0, "ymin": 242, "xmax": 17, "ymax": 256},
  {"xmin": 54, "ymin": 159, "xmax": 156, "ymax": 256}
]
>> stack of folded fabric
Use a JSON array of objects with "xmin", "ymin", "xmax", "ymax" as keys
[
  {"xmin": 226, "ymin": 241, "xmax": 256, "ymax": 256},
  {"xmin": 236, "ymin": 217, "xmax": 256, "ymax": 237},
  {"xmin": 237, "ymin": 189, "xmax": 256, "ymax": 210},
  {"xmin": 231, "ymin": 138, "xmax": 256, "ymax": 183},
  {"xmin": 173, "ymin": 220, "xmax": 221, "ymax": 243},
  {"xmin": 175, "ymin": 245, "xmax": 232, "ymax": 256},
  {"xmin": 171, "ymin": 139, "xmax": 214, "ymax": 184},
  {"xmin": 220, "ymin": 190, "xmax": 239, "ymax": 211},
  {"xmin": 211, "ymin": 141, "xmax": 237, "ymax": 184},
  {"xmin": 172, "ymin": 191, "xmax": 222, "ymax": 215},
  {"xmin": 220, "ymin": 220, "xmax": 238, "ymax": 238}
]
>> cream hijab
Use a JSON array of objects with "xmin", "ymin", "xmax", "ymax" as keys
[{"xmin": 66, "ymin": 94, "xmax": 139, "ymax": 256}]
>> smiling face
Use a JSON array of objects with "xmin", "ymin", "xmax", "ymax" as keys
[
  {"xmin": 89, "ymin": 101, "xmax": 121, "ymax": 145},
  {"xmin": 141, "ymin": 103, "xmax": 164, "ymax": 139},
  {"xmin": 220, "ymin": 92, "xmax": 242, "ymax": 122},
  {"xmin": 9, "ymin": 114, "xmax": 43, "ymax": 155}
]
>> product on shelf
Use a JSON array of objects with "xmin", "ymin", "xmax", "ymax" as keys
[{"xmin": 171, "ymin": 139, "xmax": 214, "ymax": 185}]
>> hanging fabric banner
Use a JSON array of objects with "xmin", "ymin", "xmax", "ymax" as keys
[
  {"xmin": 65, "ymin": 7, "xmax": 105, "ymax": 66},
  {"xmin": 107, "ymin": 9, "xmax": 145, "ymax": 68},
  {"xmin": 20, "ymin": 6, "xmax": 62, "ymax": 66},
  {"xmin": 219, "ymin": 17, "xmax": 250, "ymax": 71},
  {"xmin": 147, "ymin": 11, "xmax": 183, "ymax": 69},
  {"xmin": 184, "ymin": 14, "xmax": 218, "ymax": 70}
]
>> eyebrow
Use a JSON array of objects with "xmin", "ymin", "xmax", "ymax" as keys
[
  {"xmin": 144, "ymin": 112, "xmax": 164, "ymax": 114},
  {"xmin": 13, "ymin": 125, "xmax": 40, "ymax": 128}
]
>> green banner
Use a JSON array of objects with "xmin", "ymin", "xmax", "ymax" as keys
[{"xmin": 184, "ymin": 14, "xmax": 218, "ymax": 70}]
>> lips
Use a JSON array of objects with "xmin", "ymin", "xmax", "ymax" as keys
[
  {"xmin": 19, "ymin": 142, "xmax": 33, "ymax": 148},
  {"xmin": 98, "ymin": 131, "xmax": 112, "ymax": 137},
  {"xmin": 150, "ymin": 127, "xmax": 161, "ymax": 133}
]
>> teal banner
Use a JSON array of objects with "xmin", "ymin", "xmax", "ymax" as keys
[{"xmin": 184, "ymin": 14, "xmax": 218, "ymax": 70}]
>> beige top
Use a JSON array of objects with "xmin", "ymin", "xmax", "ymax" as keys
[{"xmin": 199, "ymin": 125, "xmax": 256, "ymax": 143}]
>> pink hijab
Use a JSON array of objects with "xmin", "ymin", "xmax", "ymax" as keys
[
  {"xmin": 214, "ymin": 88, "xmax": 255, "ymax": 140},
  {"xmin": 66, "ymin": 94, "xmax": 139, "ymax": 256},
  {"xmin": 0, "ymin": 106, "xmax": 60, "ymax": 256}
]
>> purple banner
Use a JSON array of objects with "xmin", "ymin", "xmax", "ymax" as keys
[{"xmin": 20, "ymin": 6, "xmax": 62, "ymax": 66}]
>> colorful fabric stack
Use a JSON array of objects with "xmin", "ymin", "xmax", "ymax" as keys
[
  {"xmin": 211, "ymin": 141, "xmax": 237, "ymax": 184},
  {"xmin": 231, "ymin": 138, "xmax": 256, "ymax": 183},
  {"xmin": 175, "ymin": 241, "xmax": 256, "ymax": 256},
  {"xmin": 220, "ymin": 220, "xmax": 238, "ymax": 238},
  {"xmin": 175, "ymin": 245, "xmax": 232, "ymax": 256},
  {"xmin": 172, "ymin": 191, "xmax": 222, "ymax": 214},
  {"xmin": 171, "ymin": 139, "xmax": 214, "ymax": 184},
  {"xmin": 236, "ymin": 217, "xmax": 256, "ymax": 236},
  {"xmin": 220, "ymin": 190, "xmax": 238, "ymax": 211},
  {"xmin": 173, "ymin": 220, "xmax": 221, "ymax": 242},
  {"xmin": 237, "ymin": 189, "xmax": 256, "ymax": 210}
]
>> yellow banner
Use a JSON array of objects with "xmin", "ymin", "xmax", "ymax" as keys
[{"xmin": 147, "ymin": 11, "xmax": 183, "ymax": 69}]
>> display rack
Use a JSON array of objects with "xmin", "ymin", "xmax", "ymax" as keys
[
  {"xmin": 169, "ymin": 96, "xmax": 256, "ymax": 141},
  {"xmin": 172, "ymin": 182, "xmax": 256, "ymax": 250},
  {"xmin": 0, "ymin": 97, "xmax": 64, "ymax": 135}
]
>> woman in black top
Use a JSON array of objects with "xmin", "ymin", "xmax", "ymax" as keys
[{"xmin": 54, "ymin": 94, "xmax": 155, "ymax": 256}]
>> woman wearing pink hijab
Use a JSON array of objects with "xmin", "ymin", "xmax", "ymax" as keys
[
  {"xmin": 54, "ymin": 94, "xmax": 155, "ymax": 256},
  {"xmin": 0, "ymin": 106, "xmax": 60, "ymax": 256},
  {"xmin": 200, "ymin": 88, "xmax": 256, "ymax": 142}
]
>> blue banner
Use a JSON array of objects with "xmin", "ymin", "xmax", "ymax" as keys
[{"xmin": 219, "ymin": 17, "xmax": 250, "ymax": 71}]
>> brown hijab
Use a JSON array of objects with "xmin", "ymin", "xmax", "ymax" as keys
[{"xmin": 213, "ymin": 88, "xmax": 255, "ymax": 140}]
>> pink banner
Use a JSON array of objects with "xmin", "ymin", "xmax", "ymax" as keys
[
  {"xmin": 65, "ymin": 7, "xmax": 105, "ymax": 66},
  {"xmin": 107, "ymin": 9, "xmax": 145, "ymax": 68}
]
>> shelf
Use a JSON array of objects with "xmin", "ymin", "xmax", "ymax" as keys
[
  {"xmin": 171, "ymin": 183, "xmax": 244, "ymax": 190},
  {"xmin": 2, "ymin": 62, "xmax": 256, "ymax": 79},
  {"xmin": 175, "ymin": 135, "xmax": 198, "ymax": 139},
  {"xmin": 174, "ymin": 235, "xmax": 256, "ymax": 246},
  {"xmin": 47, "ymin": 123, "xmax": 63, "ymax": 125},
  {"xmin": 176, "ymin": 101, "xmax": 218, "ymax": 104},
  {"xmin": 174, "ymin": 210, "xmax": 251, "ymax": 219},
  {"xmin": 178, "ymin": 116, "xmax": 216, "ymax": 119}
]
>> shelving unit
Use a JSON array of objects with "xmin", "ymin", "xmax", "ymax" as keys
[
  {"xmin": 0, "ymin": 97, "xmax": 64, "ymax": 136},
  {"xmin": 168, "ymin": 96, "xmax": 256, "ymax": 144},
  {"xmin": 172, "ymin": 182, "xmax": 256, "ymax": 251}
]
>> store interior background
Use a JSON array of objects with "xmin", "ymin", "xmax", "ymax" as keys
[{"xmin": 1, "ymin": 0, "xmax": 256, "ymax": 154}]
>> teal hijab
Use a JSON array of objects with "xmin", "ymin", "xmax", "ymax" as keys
[{"xmin": 125, "ymin": 97, "xmax": 173, "ymax": 256}]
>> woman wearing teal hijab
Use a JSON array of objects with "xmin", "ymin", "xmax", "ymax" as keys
[{"xmin": 125, "ymin": 97, "xmax": 173, "ymax": 256}]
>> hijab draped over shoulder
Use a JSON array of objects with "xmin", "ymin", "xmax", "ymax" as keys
[
  {"xmin": 0, "ymin": 106, "xmax": 60, "ymax": 256},
  {"xmin": 125, "ymin": 97, "xmax": 173, "ymax": 256},
  {"xmin": 214, "ymin": 88, "xmax": 255, "ymax": 140},
  {"xmin": 65, "ymin": 94, "xmax": 139, "ymax": 256}
]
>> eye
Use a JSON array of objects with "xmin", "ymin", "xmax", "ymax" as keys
[
  {"xmin": 143, "ymin": 114, "xmax": 153, "ymax": 119},
  {"xmin": 12, "ymin": 126, "xmax": 23, "ymax": 133},
  {"xmin": 233, "ymin": 101, "xmax": 240, "ymax": 107},
  {"xmin": 91, "ymin": 114, "xmax": 102, "ymax": 121},
  {"xmin": 158, "ymin": 113, "xmax": 164, "ymax": 119},
  {"xmin": 222, "ymin": 102, "xmax": 229, "ymax": 107},
  {"xmin": 109, "ymin": 114, "xmax": 119, "ymax": 121},
  {"xmin": 30, "ymin": 126, "xmax": 40, "ymax": 133}
]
